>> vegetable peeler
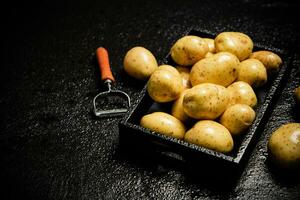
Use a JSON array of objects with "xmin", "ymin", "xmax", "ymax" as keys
[{"xmin": 93, "ymin": 47, "xmax": 131, "ymax": 118}]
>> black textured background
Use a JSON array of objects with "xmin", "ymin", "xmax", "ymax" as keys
[{"xmin": 1, "ymin": 0, "xmax": 300, "ymax": 199}]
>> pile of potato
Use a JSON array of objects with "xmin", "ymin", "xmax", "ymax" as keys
[{"xmin": 123, "ymin": 31, "xmax": 282, "ymax": 154}]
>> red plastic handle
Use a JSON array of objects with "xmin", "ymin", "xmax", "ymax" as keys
[{"xmin": 96, "ymin": 47, "xmax": 115, "ymax": 82}]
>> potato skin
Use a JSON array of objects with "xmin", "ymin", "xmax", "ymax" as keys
[
  {"xmin": 268, "ymin": 123, "xmax": 300, "ymax": 169},
  {"xmin": 220, "ymin": 104, "xmax": 256, "ymax": 136},
  {"xmin": 170, "ymin": 36, "xmax": 209, "ymax": 66},
  {"xmin": 250, "ymin": 50, "xmax": 282, "ymax": 72},
  {"xmin": 215, "ymin": 32, "xmax": 253, "ymax": 61},
  {"xmin": 190, "ymin": 52, "xmax": 239, "ymax": 87},
  {"xmin": 171, "ymin": 89, "xmax": 190, "ymax": 122},
  {"xmin": 227, "ymin": 81, "xmax": 257, "ymax": 108},
  {"xmin": 140, "ymin": 112, "xmax": 186, "ymax": 139},
  {"xmin": 185, "ymin": 120, "xmax": 234, "ymax": 153},
  {"xmin": 147, "ymin": 65, "xmax": 184, "ymax": 103},
  {"xmin": 123, "ymin": 46, "xmax": 158, "ymax": 80},
  {"xmin": 183, "ymin": 83, "xmax": 229, "ymax": 120},
  {"xmin": 176, "ymin": 66, "xmax": 191, "ymax": 89},
  {"xmin": 203, "ymin": 38, "xmax": 216, "ymax": 53},
  {"xmin": 237, "ymin": 58, "xmax": 267, "ymax": 88}
]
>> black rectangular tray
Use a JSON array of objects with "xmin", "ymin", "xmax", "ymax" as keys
[{"xmin": 118, "ymin": 29, "xmax": 293, "ymax": 169}]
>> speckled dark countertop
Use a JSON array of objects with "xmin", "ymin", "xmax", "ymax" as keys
[{"xmin": 1, "ymin": 0, "xmax": 300, "ymax": 199}]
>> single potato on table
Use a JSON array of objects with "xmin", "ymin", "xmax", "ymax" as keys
[
  {"xmin": 215, "ymin": 32, "xmax": 253, "ymax": 61},
  {"xmin": 170, "ymin": 35, "xmax": 209, "ymax": 66},
  {"xmin": 123, "ymin": 46, "xmax": 158, "ymax": 80},
  {"xmin": 147, "ymin": 65, "xmax": 184, "ymax": 103},
  {"xmin": 250, "ymin": 50, "xmax": 282, "ymax": 73},
  {"xmin": 220, "ymin": 104, "xmax": 256, "ymax": 136},
  {"xmin": 190, "ymin": 52, "xmax": 239, "ymax": 87},
  {"xmin": 227, "ymin": 81, "xmax": 257, "ymax": 108},
  {"xmin": 268, "ymin": 123, "xmax": 300, "ymax": 169},
  {"xmin": 237, "ymin": 58, "xmax": 267, "ymax": 88},
  {"xmin": 171, "ymin": 89, "xmax": 190, "ymax": 122},
  {"xmin": 185, "ymin": 120, "xmax": 234, "ymax": 153},
  {"xmin": 183, "ymin": 83, "xmax": 229, "ymax": 120},
  {"xmin": 176, "ymin": 66, "xmax": 191, "ymax": 89},
  {"xmin": 140, "ymin": 112, "xmax": 186, "ymax": 139}
]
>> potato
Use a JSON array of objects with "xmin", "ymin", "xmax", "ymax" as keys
[
  {"xmin": 268, "ymin": 123, "xmax": 300, "ymax": 169},
  {"xmin": 183, "ymin": 83, "xmax": 229, "ymax": 120},
  {"xmin": 171, "ymin": 89, "xmax": 190, "ymax": 122},
  {"xmin": 176, "ymin": 66, "xmax": 191, "ymax": 89},
  {"xmin": 147, "ymin": 65, "xmax": 184, "ymax": 102},
  {"xmin": 205, "ymin": 52, "xmax": 214, "ymax": 58},
  {"xmin": 215, "ymin": 32, "xmax": 253, "ymax": 61},
  {"xmin": 227, "ymin": 81, "xmax": 257, "ymax": 108},
  {"xmin": 220, "ymin": 104, "xmax": 256, "ymax": 136},
  {"xmin": 250, "ymin": 50, "xmax": 282, "ymax": 72},
  {"xmin": 294, "ymin": 86, "xmax": 300, "ymax": 105},
  {"xmin": 170, "ymin": 36, "xmax": 209, "ymax": 66},
  {"xmin": 185, "ymin": 120, "xmax": 234, "ymax": 153},
  {"xmin": 157, "ymin": 64, "xmax": 179, "ymax": 75},
  {"xmin": 237, "ymin": 58, "xmax": 267, "ymax": 88},
  {"xmin": 140, "ymin": 112, "xmax": 186, "ymax": 139},
  {"xmin": 203, "ymin": 38, "xmax": 215, "ymax": 53},
  {"xmin": 190, "ymin": 52, "xmax": 239, "ymax": 87},
  {"xmin": 123, "ymin": 46, "xmax": 158, "ymax": 80}
]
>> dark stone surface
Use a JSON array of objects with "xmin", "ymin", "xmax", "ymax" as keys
[{"xmin": 1, "ymin": 0, "xmax": 299, "ymax": 199}]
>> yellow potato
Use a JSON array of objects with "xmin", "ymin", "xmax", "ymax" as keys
[
  {"xmin": 237, "ymin": 58, "xmax": 267, "ymax": 88},
  {"xmin": 185, "ymin": 120, "xmax": 234, "ymax": 153},
  {"xmin": 250, "ymin": 50, "xmax": 282, "ymax": 72},
  {"xmin": 171, "ymin": 89, "xmax": 190, "ymax": 122},
  {"xmin": 140, "ymin": 112, "xmax": 186, "ymax": 139},
  {"xmin": 170, "ymin": 36, "xmax": 209, "ymax": 66},
  {"xmin": 227, "ymin": 81, "xmax": 257, "ymax": 108},
  {"xmin": 268, "ymin": 123, "xmax": 300, "ymax": 169},
  {"xmin": 220, "ymin": 104, "xmax": 256, "ymax": 136},
  {"xmin": 157, "ymin": 64, "xmax": 180, "ymax": 75},
  {"xmin": 203, "ymin": 38, "xmax": 215, "ymax": 53},
  {"xmin": 147, "ymin": 65, "xmax": 184, "ymax": 102},
  {"xmin": 123, "ymin": 46, "xmax": 158, "ymax": 80},
  {"xmin": 190, "ymin": 52, "xmax": 239, "ymax": 87},
  {"xmin": 215, "ymin": 32, "xmax": 253, "ymax": 61},
  {"xmin": 176, "ymin": 66, "xmax": 191, "ymax": 89},
  {"xmin": 205, "ymin": 52, "xmax": 214, "ymax": 58},
  {"xmin": 295, "ymin": 86, "xmax": 300, "ymax": 104},
  {"xmin": 183, "ymin": 83, "xmax": 229, "ymax": 120}
]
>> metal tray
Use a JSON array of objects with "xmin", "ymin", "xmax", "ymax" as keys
[{"xmin": 118, "ymin": 29, "xmax": 293, "ymax": 170}]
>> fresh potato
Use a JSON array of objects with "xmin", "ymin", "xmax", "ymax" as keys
[
  {"xmin": 157, "ymin": 64, "xmax": 179, "ymax": 75},
  {"xmin": 268, "ymin": 123, "xmax": 300, "ymax": 169},
  {"xmin": 147, "ymin": 65, "xmax": 184, "ymax": 102},
  {"xmin": 176, "ymin": 66, "xmax": 191, "ymax": 89},
  {"xmin": 205, "ymin": 52, "xmax": 214, "ymax": 58},
  {"xmin": 250, "ymin": 50, "xmax": 282, "ymax": 72},
  {"xmin": 170, "ymin": 36, "xmax": 209, "ymax": 66},
  {"xmin": 220, "ymin": 104, "xmax": 256, "ymax": 136},
  {"xmin": 215, "ymin": 32, "xmax": 253, "ymax": 61},
  {"xmin": 227, "ymin": 81, "xmax": 257, "ymax": 108},
  {"xmin": 294, "ymin": 86, "xmax": 300, "ymax": 104},
  {"xmin": 190, "ymin": 52, "xmax": 239, "ymax": 87},
  {"xmin": 203, "ymin": 38, "xmax": 215, "ymax": 53},
  {"xmin": 183, "ymin": 83, "xmax": 229, "ymax": 120},
  {"xmin": 140, "ymin": 112, "xmax": 186, "ymax": 139},
  {"xmin": 185, "ymin": 120, "xmax": 234, "ymax": 153},
  {"xmin": 123, "ymin": 46, "xmax": 158, "ymax": 80},
  {"xmin": 171, "ymin": 89, "xmax": 190, "ymax": 122},
  {"xmin": 237, "ymin": 58, "xmax": 267, "ymax": 88}
]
